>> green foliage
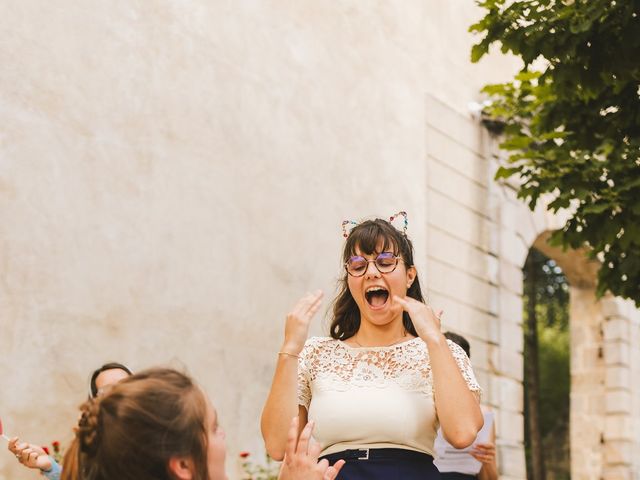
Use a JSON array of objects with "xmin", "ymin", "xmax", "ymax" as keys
[
  {"xmin": 538, "ymin": 321, "xmax": 571, "ymax": 480},
  {"xmin": 523, "ymin": 250, "xmax": 570, "ymax": 440},
  {"xmin": 523, "ymin": 249, "xmax": 570, "ymax": 480},
  {"xmin": 471, "ymin": 0, "xmax": 640, "ymax": 305},
  {"xmin": 538, "ymin": 323, "xmax": 570, "ymax": 437},
  {"xmin": 523, "ymin": 249, "xmax": 570, "ymax": 330}
]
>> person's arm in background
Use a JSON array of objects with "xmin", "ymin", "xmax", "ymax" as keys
[
  {"xmin": 41, "ymin": 459, "xmax": 62, "ymax": 480},
  {"xmin": 473, "ymin": 419, "xmax": 498, "ymax": 480},
  {"xmin": 8, "ymin": 437, "xmax": 62, "ymax": 480}
]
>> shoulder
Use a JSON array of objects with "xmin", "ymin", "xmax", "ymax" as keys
[
  {"xmin": 404, "ymin": 336, "xmax": 429, "ymax": 354},
  {"xmin": 409, "ymin": 338, "xmax": 468, "ymax": 363},
  {"xmin": 305, "ymin": 336, "xmax": 337, "ymax": 347},
  {"xmin": 446, "ymin": 338, "xmax": 468, "ymax": 358},
  {"xmin": 299, "ymin": 337, "xmax": 339, "ymax": 375},
  {"xmin": 406, "ymin": 337, "xmax": 465, "ymax": 358},
  {"xmin": 301, "ymin": 336, "xmax": 339, "ymax": 357}
]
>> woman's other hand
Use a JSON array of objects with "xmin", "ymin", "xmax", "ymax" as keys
[{"xmin": 392, "ymin": 295, "xmax": 442, "ymax": 340}]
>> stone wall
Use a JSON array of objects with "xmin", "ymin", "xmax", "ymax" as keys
[
  {"xmin": 571, "ymin": 288, "xmax": 606, "ymax": 480},
  {"xmin": 601, "ymin": 297, "xmax": 640, "ymax": 480}
]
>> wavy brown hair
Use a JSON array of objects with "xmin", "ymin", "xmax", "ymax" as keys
[
  {"xmin": 60, "ymin": 437, "xmax": 80, "ymax": 480},
  {"xmin": 330, "ymin": 218, "xmax": 425, "ymax": 340},
  {"xmin": 76, "ymin": 368, "xmax": 209, "ymax": 480}
]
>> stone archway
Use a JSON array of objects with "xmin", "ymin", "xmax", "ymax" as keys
[
  {"xmin": 513, "ymin": 224, "xmax": 638, "ymax": 480},
  {"xmin": 532, "ymin": 232, "xmax": 603, "ymax": 480}
]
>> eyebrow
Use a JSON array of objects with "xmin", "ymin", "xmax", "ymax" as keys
[{"xmin": 350, "ymin": 250, "xmax": 395, "ymax": 257}]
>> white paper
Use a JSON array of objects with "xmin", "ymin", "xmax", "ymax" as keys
[{"xmin": 433, "ymin": 411, "xmax": 495, "ymax": 475}]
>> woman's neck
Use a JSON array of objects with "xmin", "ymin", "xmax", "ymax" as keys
[{"xmin": 352, "ymin": 321, "xmax": 413, "ymax": 347}]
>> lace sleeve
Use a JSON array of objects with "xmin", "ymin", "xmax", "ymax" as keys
[
  {"xmin": 447, "ymin": 340, "xmax": 482, "ymax": 397},
  {"xmin": 297, "ymin": 340, "xmax": 313, "ymax": 410}
]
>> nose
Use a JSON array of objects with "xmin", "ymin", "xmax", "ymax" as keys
[{"xmin": 364, "ymin": 259, "xmax": 381, "ymax": 278}]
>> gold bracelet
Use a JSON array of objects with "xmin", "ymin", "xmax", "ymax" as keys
[{"xmin": 278, "ymin": 351, "xmax": 300, "ymax": 359}]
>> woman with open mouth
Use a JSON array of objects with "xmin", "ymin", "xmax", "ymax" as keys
[{"xmin": 261, "ymin": 213, "xmax": 484, "ymax": 479}]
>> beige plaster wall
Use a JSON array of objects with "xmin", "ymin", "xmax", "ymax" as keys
[
  {"xmin": 1, "ymin": 2, "xmax": 429, "ymax": 478},
  {"xmin": 9, "ymin": 2, "xmax": 636, "ymax": 480}
]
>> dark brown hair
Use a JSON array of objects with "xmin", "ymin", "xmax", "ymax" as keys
[
  {"xmin": 77, "ymin": 368, "xmax": 210, "ymax": 480},
  {"xmin": 444, "ymin": 331, "xmax": 471, "ymax": 358},
  {"xmin": 60, "ymin": 437, "xmax": 79, "ymax": 480},
  {"xmin": 89, "ymin": 362, "xmax": 132, "ymax": 398},
  {"xmin": 330, "ymin": 218, "xmax": 425, "ymax": 339}
]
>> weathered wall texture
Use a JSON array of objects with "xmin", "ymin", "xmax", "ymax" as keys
[
  {"xmin": 1, "ymin": 2, "xmax": 427, "ymax": 478},
  {"xmin": 2, "ymin": 2, "xmax": 638, "ymax": 480},
  {"xmin": 600, "ymin": 297, "xmax": 640, "ymax": 480}
]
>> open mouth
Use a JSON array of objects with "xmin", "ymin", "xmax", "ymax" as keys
[{"xmin": 365, "ymin": 286, "xmax": 389, "ymax": 308}]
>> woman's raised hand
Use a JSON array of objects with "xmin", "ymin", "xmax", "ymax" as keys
[
  {"xmin": 278, "ymin": 417, "xmax": 345, "ymax": 480},
  {"xmin": 393, "ymin": 295, "xmax": 443, "ymax": 340},
  {"xmin": 282, "ymin": 290, "xmax": 323, "ymax": 355}
]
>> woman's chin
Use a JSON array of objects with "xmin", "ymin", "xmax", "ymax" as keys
[{"xmin": 363, "ymin": 304, "xmax": 399, "ymax": 325}]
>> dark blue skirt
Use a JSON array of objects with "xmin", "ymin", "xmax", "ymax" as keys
[
  {"xmin": 321, "ymin": 448, "xmax": 441, "ymax": 480},
  {"xmin": 440, "ymin": 473, "xmax": 477, "ymax": 480}
]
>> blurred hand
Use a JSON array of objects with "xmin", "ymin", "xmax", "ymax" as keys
[
  {"xmin": 471, "ymin": 442, "xmax": 496, "ymax": 464},
  {"xmin": 278, "ymin": 417, "xmax": 345, "ymax": 480},
  {"xmin": 8, "ymin": 437, "xmax": 53, "ymax": 471}
]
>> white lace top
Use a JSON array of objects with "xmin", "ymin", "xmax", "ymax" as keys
[{"xmin": 297, "ymin": 336, "xmax": 481, "ymax": 456}]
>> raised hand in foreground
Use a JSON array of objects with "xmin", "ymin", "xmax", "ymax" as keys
[
  {"xmin": 8, "ymin": 437, "xmax": 53, "ymax": 472},
  {"xmin": 278, "ymin": 416, "xmax": 345, "ymax": 480}
]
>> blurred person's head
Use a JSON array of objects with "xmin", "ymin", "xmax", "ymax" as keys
[
  {"xmin": 89, "ymin": 362, "xmax": 132, "ymax": 398},
  {"xmin": 77, "ymin": 368, "xmax": 226, "ymax": 480},
  {"xmin": 444, "ymin": 331, "xmax": 471, "ymax": 358}
]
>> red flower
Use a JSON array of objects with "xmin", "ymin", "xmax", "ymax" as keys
[
  {"xmin": 42, "ymin": 446, "xmax": 50, "ymax": 455},
  {"xmin": 239, "ymin": 451, "xmax": 250, "ymax": 458},
  {"xmin": 52, "ymin": 441, "xmax": 60, "ymax": 452}
]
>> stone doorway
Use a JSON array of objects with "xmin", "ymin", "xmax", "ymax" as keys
[{"xmin": 523, "ymin": 231, "xmax": 637, "ymax": 480}]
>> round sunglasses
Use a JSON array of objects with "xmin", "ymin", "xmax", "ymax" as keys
[{"xmin": 345, "ymin": 252, "xmax": 404, "ymax": 277}]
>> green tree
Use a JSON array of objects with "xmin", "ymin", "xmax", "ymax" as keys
[{"xmin": 471, "ymin": 0, "xmax": 640, "ymax": 305}]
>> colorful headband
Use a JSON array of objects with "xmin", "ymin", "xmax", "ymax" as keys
[
  {"xmin": 341, "ymin": 219, "xmax": 359, "ymax": 238},
  {"xmin": 341, "ymin": 211, "xmax": 409, "ymax": 238},
  {"xmin": 389, "ymin": 211, "xmax": 408, "ymax": 235}
]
